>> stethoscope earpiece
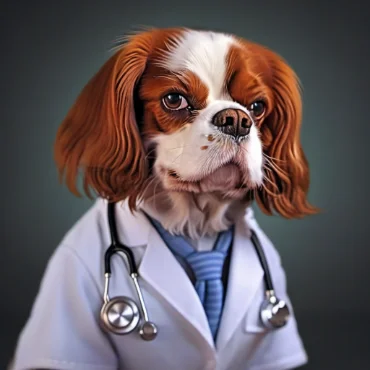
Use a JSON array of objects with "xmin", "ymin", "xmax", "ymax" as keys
[{"xmin": 260, "ymin": 290, "xmax": 290, "ymax": 329}]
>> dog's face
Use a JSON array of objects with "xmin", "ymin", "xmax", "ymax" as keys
[
  {"xmin": 140, "ymin": 31, "xmax": 267, "ymax": 199},
  {"xmin": 55, "ymin": 28, "xmax": 316, "ymax": 220}
]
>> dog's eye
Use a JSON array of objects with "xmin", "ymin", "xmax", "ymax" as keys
[
  {"xmin": 162, "ymin": 93, "xmax": 189, "ymax": 111},
  {"xmin": 249, "ymin": 100, "xmax": 266, "ymax": 118}
]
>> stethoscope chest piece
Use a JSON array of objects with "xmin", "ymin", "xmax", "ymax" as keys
[
  {"xmin": 100, "ymin": 296, "xmax": 140, "ymax": 335},
  {"xmin": 260, "ymin": 291, "xmax": 290, "ymax": 329}
]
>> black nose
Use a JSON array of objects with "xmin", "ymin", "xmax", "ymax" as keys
[{"xmin": 212, "ymin": 108, "xmax": 252, "ymax": 140}]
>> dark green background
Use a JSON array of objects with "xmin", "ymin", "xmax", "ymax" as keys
[{"xmin": 2, "ymin": 1, "xmax": 369, "ymax": 369}]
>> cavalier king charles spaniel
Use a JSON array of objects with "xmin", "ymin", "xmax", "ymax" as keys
[{"xmin": 54, "ymin": 27, "xmax": 317, "ymax": 238}]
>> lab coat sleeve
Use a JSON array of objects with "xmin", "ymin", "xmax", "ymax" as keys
[{"xmin": 12, "ymin": 245, "xmax": 118, "ymax": 370}]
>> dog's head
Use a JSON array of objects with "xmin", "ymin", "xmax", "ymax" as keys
[{"xmin": 55, "ymin": 27, "xmax": 317, "ymax": 226}]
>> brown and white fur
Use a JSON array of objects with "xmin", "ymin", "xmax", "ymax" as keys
[{"xmin": 54, "ymin": 27, "xmax": 317, "ymax": 240}]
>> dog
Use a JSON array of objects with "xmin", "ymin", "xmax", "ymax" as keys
[{"xmin": 11, "ymin": 27, "xmax": 317, "ymax": 370}]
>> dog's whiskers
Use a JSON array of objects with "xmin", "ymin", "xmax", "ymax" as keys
[
  {"xmin": 263, "ymin": 153, "xmax": 285, "ymax": 163},
  {"xmin": 262, "ymin": 154, "xmax": 287, "ymax": 177},
  {"xmin": 144, "ymin": 147, "xmax": 157, "ymax": 161}
]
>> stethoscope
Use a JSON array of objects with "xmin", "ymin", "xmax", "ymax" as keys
[{"xmin": 100, "ymin": 202, "xmax": 290, "ymax": 341}]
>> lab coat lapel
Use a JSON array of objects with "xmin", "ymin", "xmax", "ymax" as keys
[
  {"xmin": 216, "ymin": 216, "xmax": 264, "ymax": 351},
  {"xmin": 138, "ymin": 225, "xmax": 215, "ymax": 350}
]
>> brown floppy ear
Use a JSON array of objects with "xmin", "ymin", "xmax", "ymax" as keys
[
  {"xmin": 54, "ymin": 31, "xmax": 153, "ymax": 210},
  {"xmin": 255, "ymin": 50, "xmax": 319, "ymax": 218}
]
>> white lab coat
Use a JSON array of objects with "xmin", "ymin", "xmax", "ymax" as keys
[{"xmin": 12, "ymin": 198, "xmax": 308, "ymax": 370}]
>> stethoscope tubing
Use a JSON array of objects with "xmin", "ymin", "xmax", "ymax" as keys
[{"xmin": 101, "ymin": 201, "xmax": 289, "ymax": 337}]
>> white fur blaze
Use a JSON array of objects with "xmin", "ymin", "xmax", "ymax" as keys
[{"xmin": 158, "ymin": 30, "xmax": 236, "ymax": 102}]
